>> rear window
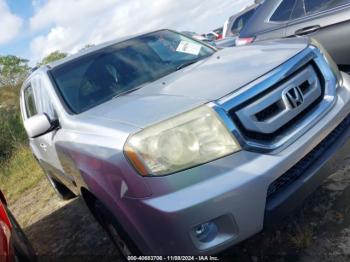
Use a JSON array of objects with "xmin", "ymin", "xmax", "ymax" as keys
[
  {"xmin": 270, "ymin": 0, "xmax": 296, "ymax": 22},
  {"xmin": 231, "ymin": 8, "xmax": 256, "ymax": 34},
  {"xmin": 50, "ymin": 30, "xmax": 215, "ymax": 114}
]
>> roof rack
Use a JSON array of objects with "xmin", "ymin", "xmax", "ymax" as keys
[
  {"xmin": 30, "ymin": 66, "xmax": 40, "ymax": 73},
  {"xmin": 30, "ymin": 64, "xmax": 51, "ymax": 73}
]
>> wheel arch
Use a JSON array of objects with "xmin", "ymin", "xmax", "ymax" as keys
[{"xmin": 80, "ymin": 186, "xmax": 142, "ymax": 254}]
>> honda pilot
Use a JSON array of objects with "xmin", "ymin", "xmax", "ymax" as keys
[{"xmin": 20, "ymin": 29, "xmax": 350, "ymax": 256}]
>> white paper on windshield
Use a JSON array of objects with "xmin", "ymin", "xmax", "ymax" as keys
[{"xmin": 176, "ymin": 41, "xmax": 201, "ymax": 56}]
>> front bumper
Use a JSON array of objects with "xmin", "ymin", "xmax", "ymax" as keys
[
  {"xmin": 264, "ymin": 110, "xmax": 350, "ymax": 226},
  {"xmin": 122, "ymin": 72, "xmax": 350, "ymax": 255}
]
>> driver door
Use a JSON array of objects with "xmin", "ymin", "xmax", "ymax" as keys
[{"xmin": 22, "ymin": 75, "xmax": 74, "ymax": 186}]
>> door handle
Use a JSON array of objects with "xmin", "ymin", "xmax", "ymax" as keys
[
  {"xmin": 40, "ymin": 143, "xmax": 47, "ymax": 151},
  {"xmin": 295, "ymin": 25, "xmax": 321, "ymax": 36}
]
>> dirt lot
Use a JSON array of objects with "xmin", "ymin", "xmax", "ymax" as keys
[
  {"xmin": 9, "ymin": 155, "xmax": 350, "ymax": 262},
  {"xmin": 10, "ymin": 179, "xmax": 120, "ymax": 261}
]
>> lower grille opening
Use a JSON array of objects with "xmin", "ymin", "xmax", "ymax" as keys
[
  {"xmin": 267, "ymin": 114, "xmax": 350, "ymax": 199},
  {"xmin": 255, "ymin": 102, "xmax": 284, "ymax": 122}
]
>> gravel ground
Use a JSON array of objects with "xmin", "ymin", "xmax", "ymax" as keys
[
  {"xmin": 9, "ymin": 155, "xmax": 350, "ymax": 262},
  {"xmin": 10, "ymin": 179, "xmax": 120, "ymax": 261}
]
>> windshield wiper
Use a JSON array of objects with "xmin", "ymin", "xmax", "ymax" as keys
[
  {"xmin": 114, "ymin": 55, "xmax": 213, "ymax": 98},
  {"xmin": 113, "ymin": 82, "xmax": 151, "ymax": 98},
  {"xmin": 176, "ymin": 61, "xmax": 199, "ymax": 71},
  {"xmin": 176, "ymin": 55, "xmax": 212, "ymax": 71}
]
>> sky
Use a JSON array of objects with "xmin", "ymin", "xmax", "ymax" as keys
[{"xmin": 0, "ymin": 0, "xmax": 252, "ymax": 65}]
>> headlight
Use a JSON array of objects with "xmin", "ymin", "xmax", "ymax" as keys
[
  {"xmin": 310, "ymin": 38, "xmax": 342, "ymax": 86},
  {"xmin": 124, "ymin": 105, "xmax": 241, "ymax": 176}
]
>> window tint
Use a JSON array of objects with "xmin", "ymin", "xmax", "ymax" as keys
[
  {"xmin": 231, "ymin": 8, "xmax": 256, "ymax": 34},
  {"xmin": 51, "ymin": 30, "xmax": 215, "ymax": 114},
  {"xmin": 270, "ymin": 0, "xmax": 296, "ymax": 22},
  {"xmin": 293, "ymin": 0, "xmax": 350, "ymax": 19},
  {"xmin": 23, "ymin": 86, "xmax": 37, "ymax": 118},
  {"xmin": 305, "ymin": 0, "xmax": 349, "ymax": 13},
  {"xmin": 32, "ymin": 76, "xmax": 56, "ymax": 119}
]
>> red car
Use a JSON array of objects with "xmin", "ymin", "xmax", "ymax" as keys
[{"xmin": 0, "ymin": 190, "xmax": 35, "ymax": 262}]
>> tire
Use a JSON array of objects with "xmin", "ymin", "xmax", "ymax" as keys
[
  {"xmin": 45, "ymin": 173, "xmax": 76, "ymax": 200},
  {"xmin": 91, "ymin": 199, "xmax": 140, "ymax": 258}
]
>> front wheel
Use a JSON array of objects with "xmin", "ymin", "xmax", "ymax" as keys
[
  {"xmin": 92, "ymin": 200, "xmax": 139, "ymax": 258},
  {"xmin": 45, "ymin": 173, "xmax": 76, "ymax": 200}
]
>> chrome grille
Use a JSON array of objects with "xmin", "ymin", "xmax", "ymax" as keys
[
  {"xmin": 213, "ymin": 46, "xmax": 338, "ymax": 152},
  {"xmin": 233, "ymin": 64, "xmax": 322, "ymax": 136}
]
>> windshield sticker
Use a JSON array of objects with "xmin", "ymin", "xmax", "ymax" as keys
[{"xmin": 176, "ymin": 41, "xmax": 201, "ymax": 56}]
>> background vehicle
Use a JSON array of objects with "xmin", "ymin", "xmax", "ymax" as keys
[
  {"xmin": 237, "ymin": 0, "xmax": 350, "ymax": 69},
  {"xmin": 20, "ymin": 29, "xmax": 350, "ymax": 256},
  {"xmin": 222, "ymin": 3, "xmax": 259, "ymax": 39},
  {"xmin": 214, "ymin": 37, "xmax": 237, "ymax": 48},
  {"xmin": 181, "ymin": 31, "xmax": 216, "ymax": 46},
  {"xmin": 0, "ymin": 190, "xmax": 36, "ymax": 262},
  {"xmin": 205, "ymin": 27, "xmax": 223, "ymax": 40}
]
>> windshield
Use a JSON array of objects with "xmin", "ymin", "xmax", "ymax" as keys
[{"xmin": 50, "ymin": 30, "xmax": 215, "ymax": 114}]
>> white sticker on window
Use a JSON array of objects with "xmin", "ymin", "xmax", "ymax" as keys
[{"xmin": 176, "ymin": 41, "xmax": 201, "ymax": 56}]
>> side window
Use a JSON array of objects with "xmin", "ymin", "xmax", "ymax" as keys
[
  {"xmin": 31, "ymin": 76, "xmax": 56, "ymax": 119},
  {"xmin": 23, "ymin": 85, "xmax": 38, "ymax": 118},
  {"xmin": 231, "ymin": 9, "xmax": 256, "ymax": 34},
  {"xmin": 292, "ymin": 0, "xmax": 349, "ymax": 19},
  {"xmin": 270, "ymin": 0, "xmax": 296, "ymax": 22},
  {"xmin": 305, "ymin": 0, "xmax": 350, "ymax": 13},
  {"xmin": 291, "ymin": 0, "xmax": 307, "ymax": 19}
]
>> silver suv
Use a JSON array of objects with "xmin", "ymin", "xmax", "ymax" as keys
[{"xmin": 20, "ymin": 29, "xmax": 350, "ymax": 256}]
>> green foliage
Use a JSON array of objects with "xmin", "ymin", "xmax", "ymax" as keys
[
  {"xmin": 0, "ymin": 145, "xmax": 43, "ymax": 204},
  {"xmin": 0, "ymin": 84, "xmax": 42, "ymax": 203},
  {"xmin": 0, "ymin": 110, "xmax": 27, "ymax": 163},
  {"xmin": 0, "ymin": 84, "xmax": 21, "ymax": 110},
  {"xmin": 39, "ymin": 51, "xmax": 68, "ymax": 65},
  {"xmin": 0, "ymin": 84, "xmax": 27, "ymax": 163},
  {"xmin": 0, "ymin": 55, "xmax": 30, "ymax": 88},
  {"xmin": 0, "ymin": 49, "xmax": 70, "ymax": 201}
]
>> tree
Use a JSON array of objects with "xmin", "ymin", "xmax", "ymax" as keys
[
  {"xmin": 39, "ymin": 51, "xmax": 68, "ymax": 65},
  {"xmin": 0, "ymin": 55, "xmax": 30, "ymax": 88}
]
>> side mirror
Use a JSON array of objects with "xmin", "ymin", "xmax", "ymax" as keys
[{"xmin": 24, "ymin": 114, "xmax": 55, "ymax": 138}]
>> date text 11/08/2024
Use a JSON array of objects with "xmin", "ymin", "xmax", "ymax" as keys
[{"xmin": 127, "ymin": 256, "xmax": 220, "ymax": 261}]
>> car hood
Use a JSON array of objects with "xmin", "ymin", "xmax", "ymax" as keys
[{"xmin": 81, "ymin": 38, "xmax": 309, "ymax": 129}]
